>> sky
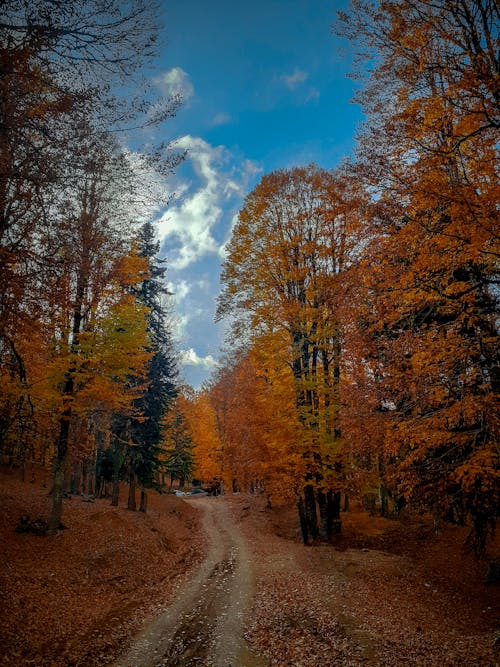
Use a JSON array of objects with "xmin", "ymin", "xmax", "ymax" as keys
[{"xmin": 149, "ymin": 0, "xmax": 363, "ymax": 389}]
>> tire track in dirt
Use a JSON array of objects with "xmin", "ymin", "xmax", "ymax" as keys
[{"xmin": 114, "ymin": 498, "xmax": 265, "ymax": 667}]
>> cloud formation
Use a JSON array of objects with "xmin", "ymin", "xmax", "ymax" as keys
[
  {"xmin": 155, "ymin": 67, "xmax": 194, "ymax": 103},
  {"xmin": 212, "ymin": 111, "xmax": 232, "ymax": 126},
  {"xmin": 306, "ymin": 87, "xmax": 320, "ymax": 101},
  {"xmin": 281, "ymin": 67, "xmax": 308, "ymax": 90},
  {"xmin": 156, "ymin": 136, "xmax": 259, "ymax": 270},
  {"xmin": 180, "ymin": 348, "xmax": 218, "ymax": 370},
  {"xmin": 167, "ymin": 279, "xmax": 191, "ymax": 303}
]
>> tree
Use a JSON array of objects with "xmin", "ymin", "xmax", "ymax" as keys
[
  {"xmin": 206, "ymin": 354, "xmax": 271, "ymax": 494},
  {"xmin": 336, "ymin": 0, "xmax": 499, "ymax": 551},
  {"xmin": 128, "ymin": 221, "xmax": 178, "ymax": 510},
  {"xmin": 0, "ymin": 0, "xmax": 180, "ymax": 336},
  {"xmin": 180, "ymin": 387, "xmax": 224, "ymax": 486},
  {"xmin": 0, "ymin": 0, "xmax": 184, "ymax": 529},
  {"xmin": 217, "ymin": 165, "xmax": 365, "ymax": 542},
  {"xmin": 162, "ymin": 399, "xmax": 195, "ymax": 490},
  {"xmin": 48, "ymin": 241, "xmax": 151, "ymax": 530}
]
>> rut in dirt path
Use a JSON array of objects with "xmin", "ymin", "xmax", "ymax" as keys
[{"xmin": 114, "ymin": 497, "xmax": 264, "ymax": 667}]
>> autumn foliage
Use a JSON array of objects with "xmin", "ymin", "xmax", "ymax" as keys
[
  {"xmin": 185, "ymin": 0, "xmax": 499, "ymax": 552},
  {"xmin": 0, "ymin": 1, "xmax": 182, "ymax": 528},
  {"xmin": 1, "ymin": 0, "xmax": 497, "ymax": 556}
]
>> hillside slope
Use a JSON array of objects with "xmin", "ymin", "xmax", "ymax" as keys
[{"xmin": 0, "ymin": 467, "xmax": 204, "ymax": 666}]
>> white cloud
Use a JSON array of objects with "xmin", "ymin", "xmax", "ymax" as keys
[
  {"xmin": 119, "ymin": 150, "xmax": 168, "ymax": 220},
  {"xmin": 171, "ymin": 312, "xmax": 190, "ymax": 341},
  {"xmin": 155, "ymin": 67, "xmax": 194, "ymax": 103},
  {"xmin": 306, "ymin": 87, "xmax": 320, "ymax": 101},
  {"xmin": 281, "ymin": 67, "xmax": 308, "ymax": 90},
  {"xmin": 167, "ymin": 279, "xmax": 191, "ymax": 303},
  {"xmin": 212, "ymin": 111, "xmax": 232, "ymax": 126},
  {"xmin": 218, "ymin": 212, "xmax": 240, "ymax": 258},
  {"xmin": 156, "ymin": 136, "xmax": 260, "ymax": 270},
  {"xmin": 195, "ymin": 278, "xmax": 210, "ymax": 290},
  {"xmin": 180, "ymin": 348, "xmax": 218, "ymax": 369}
]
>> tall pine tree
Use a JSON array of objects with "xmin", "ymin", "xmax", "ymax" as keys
[{"xmin": 117, "ymin": 222, "xmax": 178, "ymax": 510}]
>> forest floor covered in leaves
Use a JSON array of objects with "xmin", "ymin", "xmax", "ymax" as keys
[
  {"xmin": 235, "ymin": 494, "xmax": 500, "ymax": 666},
  {"xmin": 1, "ymin": 466, "xmax": 499, "ymax": 666},
  {"xmin": 0, "ymin": 466, "xmax": 205, "ymax": 666}
]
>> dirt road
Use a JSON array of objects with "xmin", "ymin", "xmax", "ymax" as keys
[
  {"xmin": 114, "ymin": 497, "xmax": 263, "ymax": 667},
  {"xmin": 114, "ymin": 494, "xmax": 498, "ymax": 667}
]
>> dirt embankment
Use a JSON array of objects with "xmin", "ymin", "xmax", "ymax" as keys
[
  {"xmin": 232, "ymin": 494, "xmax": 500, "ymax": 666},
  {"xmin": 0, "ymin": 467, "xmax": 205, "ymax": 666}
]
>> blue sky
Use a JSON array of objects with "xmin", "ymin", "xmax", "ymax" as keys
[{"xmin": 150, "ymin": 0, "xmax": 363, "ymax": 388}]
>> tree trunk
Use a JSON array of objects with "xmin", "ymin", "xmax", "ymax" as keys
[
  {"xmin": 317, "ymin": 490, "xmax": 330, "ymax": 541},
  {"xmin": 48, "ymin": 260, "xmax": 86, "ymax": 531},
  {"xmin": 86, "ymin": 456, "xmax": 95, "ymax": 496},
  {"xmin": 127, "ymin": 469, "xmax": 137, "ymax": 510},
  {"xmin": 111, "ymin": 475, "xmax": 120, "ymax": 506},
  {"xmin": 111, "ymin": 440, "xmax": 122, "ymax": 507},
  {"xmin": 332, "ymin": 490, "xmax": 342, "ymax": 534},
  {"xmin": 70, "ymin": 463, "xmax": 81, "ymax": 495},
  {"xmin": 48, "ymin": 406, "xmax": 71, "ymax": 532},
  {"xmin": 81, "ymin": 460, "xmax": 87, "ymax": 496},
  {"xmin": 304, "ymin": 483, "xmax": 319, "ymax": 541},
  {"xmin": 343, "ymin": 493, "xmax": 349, "ymax": 513},
  {"xmin": 139, "ymin": 488, "xmax": 147, "ymax": 513},
  {"xmin": 298, "ymin": 496, "xmax": 311, "ymax": 545},
  {"xmin": 380, "ymin": 486, "xmax": 389, "ymax": 517}
]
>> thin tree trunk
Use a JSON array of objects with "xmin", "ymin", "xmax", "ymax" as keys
[
  {"xmin": 128, "ymin": 469, "xmax": 137, "ymax": 511},
  {"xmin": 343, "ymin": 493, "xmax": 349, "ymax": 513},
  {"xmin": 70, "ymin": 463, "xmax": 81, "ymax": 495},
  {"xmin": 49, "ymin": 258, "xmax": 86, "ymax": 531},
  {"xmin": 111, "ymin": 440, "xmax": 122, "ymax": 507},
  {"xmin": 111, "ymin": 475, "xmax": 120, "ymax": 506},
  {"xmin": 81, "ymin": 460, "xmax": 87, "ymax": 496},
  {"xmin": 139, "ymin": 488, "xmax": 147, "ymax": 513},
  {"xmin": 331, "ymin": 490, "xmax": 342, "ymax": 534},
  {"xmin": 304, "ymin": 483, "xmax": 319, "ymax": 542},
  {"xmin": 86, "ymin": 456, "xmax": 95, "ymax": 496},
  {"xmin": 380, "ymin": 486, "xmax": 389, "ymax": 517},
  {"xmin": 317, "ymin": 490, "xmax": 330, "ymax": 541},
  {"xmin": 298, "ymin": 496, "xmax": 310, "ymax": 545},
  {"xmin": 48, "ymin": 403, "xmax": 71, "ymax": 532}
]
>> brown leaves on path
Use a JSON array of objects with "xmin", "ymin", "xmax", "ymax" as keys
[{"xmin": 229, "ymin": 494, "xmax": 499, "ymax": 667}]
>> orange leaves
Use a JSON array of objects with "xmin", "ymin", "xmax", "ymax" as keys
[
  {"xmin": 180, "ymin": 390, "xmax": 221, "ymax": 483},
  {"xmin": 216, "ymin": 166, "xmax": 372, "ymax": 512},
  {"xmin": 331, "ymin": 0, "xmax": 500, "ymax": 546},
  {"xmin": 453, "ymin": 449, "xmax": 500, "ymax": 513},
  {"xmin": 112, "ymin": 249, "xmax": 149, "ymax": 290}
]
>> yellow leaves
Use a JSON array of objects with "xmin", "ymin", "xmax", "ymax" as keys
[
  {"xmin": 13, "ymin": 244, "xmax": 152, "ymax": 434},
  {"xmin": 113, "ymin": 249, "xmax": 149, "ymax": 289},
  {"xmin": 70, "ymin": 293, "xmax": 150, "ymax": 414},
  {"xmin": 180, "ymin": 389, "xmax": 222, "ymax": 482}
]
